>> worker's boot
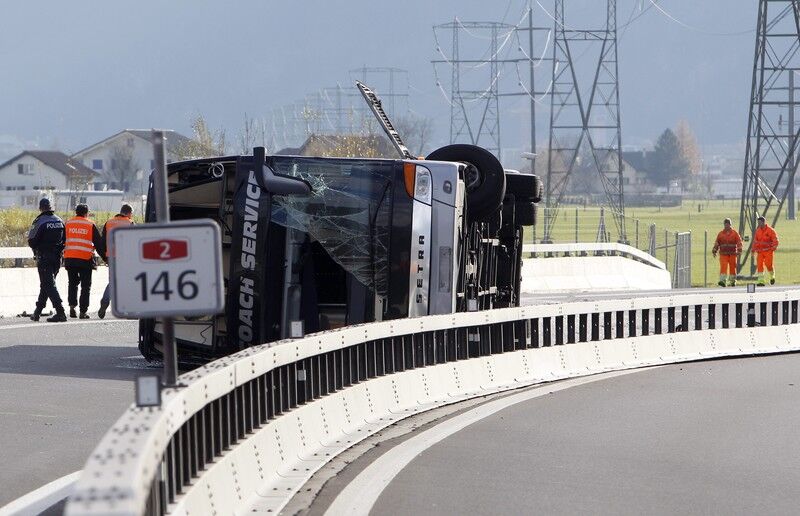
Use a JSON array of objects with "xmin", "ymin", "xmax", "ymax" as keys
[
  {"xmin": 728, "ymin": 279, "xmax": 737, "ymax": 287},
  {"xmin": 69, "ymin": 306, "xmax": 77, "ymax": 319},
  {"xmin": 98, "ymin": 301, "xmax": 108, "ymax": 319},
  {"xmin": 46, "ymin": 309, "xmax": 67, "ymax": 323},
  {"xmin": 770, "ymin": 271, "xmax": 776, "ymax": 285},
  {"xmin": 79, "ymin": 311, "xmax": 89, "ymax": 319},
  {"xmin": 30, "ymin": 308, "xmax": 42, "ymax": 322}
]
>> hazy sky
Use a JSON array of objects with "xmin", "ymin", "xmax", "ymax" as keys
[{"xmin": 1, "ymin": 1, "xmax": 757, "ymax": 159}]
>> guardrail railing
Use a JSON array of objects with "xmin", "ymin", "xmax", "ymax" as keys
[
  {"xmin": 522, "ymin": 242, "xmax": 666, "ymax": 271},
  {"xmin": 66, "ymin": 288, "xmax": 800, "ymax": 515}
]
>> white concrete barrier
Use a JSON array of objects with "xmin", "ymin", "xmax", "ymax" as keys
[
  {"xmin": 521, "ymin": 256, "xmax": 671, "ymax": 292},
  {"xmin": 0, "ymin": 267, "xmax": 109, "ymax": 317},
  {"xmin": 520, "ymin": 243, "xmax": 671, "ymax": 292},
  {"xmin": 65, "ymin": 288, "xmax": 800, "ymax": 516}
]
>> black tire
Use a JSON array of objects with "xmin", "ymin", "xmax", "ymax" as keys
[
  {"xmin": 505, "ymin": 172, "xmax": 543, "ymax": 203},
  {"xmin": 427, "ymin": 144, "xmax": 506, "ymax": 223},
  {"xmin": 515, "ymin": 202, "xmax": 536, "ymax": 227}
]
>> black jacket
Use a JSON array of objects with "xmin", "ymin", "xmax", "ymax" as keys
[{"xmin": 28, "ymin": 211, "xmax": 65, "ymax": 261}]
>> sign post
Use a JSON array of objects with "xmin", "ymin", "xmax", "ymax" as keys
[
  {"xmin": 153, "ymin": 130, "xmax": 177, "ymax": 386},
  {"xmin": 109, "ymin": 130, "xmax": 224, "ymax": 389}
]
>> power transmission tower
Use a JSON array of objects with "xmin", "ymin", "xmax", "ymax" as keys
[
  {"xmin": 543, "ymin": 0, "xmax": 626, "ymax": 243},
  {"xmin": 432, "ymin": 20, "xmax": 514, "ymax": 157},
  {"xmin": 432, "ymin": 10, "xmax": 551, "ymax": 165},
  {"xmin": 739, "ymin": 0, "xmax": 800, "ymax": 275}
]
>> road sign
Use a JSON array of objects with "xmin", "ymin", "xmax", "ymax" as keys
[{"xmin": 110, "ymin": 219, "xmax": 224, "ymax": 318}]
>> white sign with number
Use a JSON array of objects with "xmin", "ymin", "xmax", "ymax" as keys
[{"xmin": 110, "ymin": 220, "xmax": 224, "ymax": 318}]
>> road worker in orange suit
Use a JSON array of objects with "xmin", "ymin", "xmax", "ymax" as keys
[
  {"xmin": 711, "ymin": 218, "xmax": 742, "ymax": 287},
  {"xmin": 64, "ymin": 204, "xmax": 105, "ymax": 318},
  {"xmin": 753, "ymin": 215, "xmax": 779, "ymax": 286}
]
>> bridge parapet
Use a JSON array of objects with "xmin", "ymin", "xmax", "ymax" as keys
[{"xmin": 66, "ymin": 289, "xmax": 800, "ymax": 515}]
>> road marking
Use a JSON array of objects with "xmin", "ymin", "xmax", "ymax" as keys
[
  {"xmin": 0, "ymin": 411, "xmax": 61, "ymax": 419},
  {"xmin": 0, "ymin": 319, "xmax": 130, "ymax": 332},
  {"xmin": 0, "ymin": 470, "xmax": 80, "ymax": 516},
  {"xmin": 326, "ymin": 368, "xmax": 655, "ymax": 516}
]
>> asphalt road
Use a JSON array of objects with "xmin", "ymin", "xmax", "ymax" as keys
[
  {"xmin": 0, "ymin": 317, "xmax": 149, "ymax": 506},
  {"xmin": 363, "ymin": 353, "xmax": 800, "ymax": 515}
]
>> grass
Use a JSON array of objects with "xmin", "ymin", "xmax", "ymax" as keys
[
  {"xmin": 534, "ymin": 199, "xmax": 800, "ymax": 287},
  {"xmin": 0, "ymin": 208, "xmax": 141, "ymax": 247},
  {"xmin": 4, "ymin": 201, "xmax": 799, "ymax": 287}
]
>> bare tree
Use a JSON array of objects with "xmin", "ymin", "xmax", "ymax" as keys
[
  {"xmin": 173, "ymin": 115, "xmax": 227, "ymax": 159},
  {"xmin": 238, "ymin": 113, "xmax": 267, "ymax": 154},
  {"xmin": 675, "ymin": 119, "xmax": 702, "ymax": 175},
  {"xmin": 394, "ymin": 114, "xmax": 435, "ymax": 156},
  {"xmin": 108, "ymin": 144, "xmax": 139, "ymax": 192}
]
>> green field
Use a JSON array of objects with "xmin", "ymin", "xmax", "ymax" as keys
[
  {"xmin": 0, "ymin": 208, "xmax": 140, "ymax": 247},
  {"xmin": 3, "ymin": 202, "xmax": 799, "ymax": 286},
  {"xmin": 536, "ymin": 199, "xmax": 800, "ymax": 287}
]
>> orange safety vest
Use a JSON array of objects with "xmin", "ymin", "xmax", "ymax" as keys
[
  {"xmin": 104, "ymin": 214, "xmax": 133, "ymax": 256},
  {"xmin": 64, "ymin": 216, "xmax": 97, "ymax": 260},
  {"xmin": 713, "ymin": 228, "xmax": 742, "ymax": 256},
  {"xmin": 753, "ymin": 224, "xmax": 779, "ymax": 253}
]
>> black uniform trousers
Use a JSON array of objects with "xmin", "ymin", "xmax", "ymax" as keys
[
  {"xmin": 66, "ymin": 266, "xmax": 93, "ymax": 312},
  {"xmin": 36, "ymin": 256, "xmax": 63, "ymax": 311}
]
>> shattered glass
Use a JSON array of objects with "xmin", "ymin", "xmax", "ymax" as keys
[{"xmin": 269, "ymin": 157, "xmax": 395, "ymax": 294}]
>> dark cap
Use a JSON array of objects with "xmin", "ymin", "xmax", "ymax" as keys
[
  {"xmin": 757, "ymin": 215, "xmax": 766, "ymax": 221},
  {"xmin": 39, "ymin": 198, "xmax": 52, "ymax": 210},
  {"xmin": 723, "ymin": 218, "xmax": 731, "ymax": 225}
]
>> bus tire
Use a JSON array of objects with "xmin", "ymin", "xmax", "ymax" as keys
[{"xmin": 427, "ymin": 144, "xmax": 506, "ymax": 223}]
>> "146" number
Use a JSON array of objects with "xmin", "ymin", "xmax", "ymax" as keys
[{"xmin": 133, "ymin": 270, "xmax": 199, "ymax": 301}]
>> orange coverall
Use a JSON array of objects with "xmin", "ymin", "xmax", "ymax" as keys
[
  {"xmin": 712, "ymin": 228, "xmax": 742, "ymax": 283},
  {"xmin": 753, "ymin": 224, "xmax": 779, "ymax": 283}
]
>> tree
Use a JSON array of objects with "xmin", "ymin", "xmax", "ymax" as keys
[
  {"xmin": 238, "ymin": 113, "xmax": 267, "ymax": 154},
  {"xmin": 675, "ymin": 120, "xmax": 701, "ymax": 175},
  {"xmin": 393, "ymin": 114, "xmax": 435, "ymax": 156},
  {"xmin": 108, "ymin": 144, "xmax": 139, "ymax": 192},
  {"xmin": 173, "ymin": 115, "xmax": 226, "ymax": 159},
  {"xmin": 649, "ymin": 128, "xmax": 689, "ymax": 187}
]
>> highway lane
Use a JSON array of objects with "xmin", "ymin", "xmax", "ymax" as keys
[
  {"xmin": 357, "ymin": 353, "xmax": 800, "ymax": 515},
  {"xmin": 0, "ymin": 318, "xmax": 148, "ymax": 506}
]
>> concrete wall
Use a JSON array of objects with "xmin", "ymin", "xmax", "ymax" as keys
[
  {"xmin": 521, "ymin": 256, "xmax": 671, "ymax": 292},
  {"xmin": 0, "ymin": 267, "xmax": 109, "ymax": 317}
]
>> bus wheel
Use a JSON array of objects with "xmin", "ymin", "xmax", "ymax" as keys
[{"xmin": 427, "ymin": 144, "xmax": 506, "ymax": 223}]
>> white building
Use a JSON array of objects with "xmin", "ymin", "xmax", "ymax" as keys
[
  {"xmin": 0, "ymin": 150, "xmax": 98, "ymax": 209},
  {"xmin": 71, "ymin": 129, "xmax": 195, "ymax": 195}
]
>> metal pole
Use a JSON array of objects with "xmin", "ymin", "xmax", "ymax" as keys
[
  {"xmin": 664, "ymin": 228, "xmax": 669, "ymax": 269},
  {"xmin": 575, "ymin": 208, "xmax": 579, "ymax": 243},
  {"xmin": 789, "ymin": 71, "xmax": 796, "ymax": 220},
  {"xmin": 704, "ymin": 230, "xmax": 708, "ymax": 287},
  {"xmin": 529, "ymin": 5, "xmax": 537, "ymax": 172},
  {"xmin": 635, "ymin": 219, "xmax": 640, "ymax": 249},
  {"xmin": 152, "ymin": 129, "xmax": 178, "ymax": 387}
]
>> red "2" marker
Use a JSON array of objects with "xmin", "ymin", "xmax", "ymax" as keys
[{"xmin": 141, "ymin": 239, "xmax": 189, "ymax": 261}]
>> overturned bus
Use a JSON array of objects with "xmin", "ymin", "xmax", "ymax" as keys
[{"xmin": 138, "ymin": 144, "xmax": 541, "ymax": 365}]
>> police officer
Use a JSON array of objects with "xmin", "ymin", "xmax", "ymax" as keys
[
  {"xmin": 28, "ymin": 198, "xmax": 67, "ymax": 322},
  {"xmin": 64, "ymin": 204, "xmax": 104, "ymax": 319},
  {"xmin": 98, "ymin": 204, "xmax": 134, "ymax": 319}
]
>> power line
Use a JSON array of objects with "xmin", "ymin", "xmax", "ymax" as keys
[{"xmin": 648, "ymin": 0, "xmax": 754, "ymax": 36}]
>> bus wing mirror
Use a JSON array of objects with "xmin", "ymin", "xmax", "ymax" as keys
[{"xmin": 261, "ymin": 164, "xmax": 312, "ymax": 195}]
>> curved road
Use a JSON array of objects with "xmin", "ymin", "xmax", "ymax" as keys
[
  {"xmin": 0, "ymin": 318, "xmax": 146, "ymax": 506},
  {"xmin": 320, "ymin": 353, "xmax": 800, "ymax": 515}
]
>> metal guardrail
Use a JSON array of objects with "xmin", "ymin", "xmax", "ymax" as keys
[
  {"xmin": 522, "ymin": 242, "xmax": 667, "ymax": 271},
  {"xmin": 66, "ymin": 289, "xmax": 800, "ymax": 515}
]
